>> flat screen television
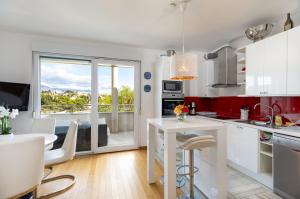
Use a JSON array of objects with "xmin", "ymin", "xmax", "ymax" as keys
[{"xmin": 0, "ymin": 82, "xmax": 30, "ymax": 111}]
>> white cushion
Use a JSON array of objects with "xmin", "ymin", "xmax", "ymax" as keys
[
  {"xmin": 45, "ymin": 121, "xmax": 78, "ymax": 166},
  {"xmin": 45, "ymin": 148, "xmax": 66, "ymax": 165}
]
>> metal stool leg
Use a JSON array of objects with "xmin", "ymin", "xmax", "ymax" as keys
[{"xmin": 189, "ymin": 149, "xmax": 194, "ymax": 199}]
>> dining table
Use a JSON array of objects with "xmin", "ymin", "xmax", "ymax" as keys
[{"xmin": 0, "ymin": 133, "xmax": 57, "ymax": 148}]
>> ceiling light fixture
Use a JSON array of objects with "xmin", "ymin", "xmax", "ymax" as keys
[{"xmin": 170, "ymin": 0, "xmax": 198, "ymax": 80}]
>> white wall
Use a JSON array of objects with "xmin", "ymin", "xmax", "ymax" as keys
[{"xmin": 0, "ymin": 30, "xmax": 162, "ymax": 146}]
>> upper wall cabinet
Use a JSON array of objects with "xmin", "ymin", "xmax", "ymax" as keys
[
  {"xmin": 264, "ymin": 32, "xmax": 287, "ymax": 95},
  {"xmin": 189, "ymin": 57, "xmax": 217, "ymax": 97},
  {"xmin": 246, "ymin": 31, "xmax": 288, "ymax": 96},
  {"xmin": 246, "ymin": 40, "xmax": 265, "ymax": 95},
  {"xmin": 287, "ymin": 26, "xmax": 300, "ymax": 95}
]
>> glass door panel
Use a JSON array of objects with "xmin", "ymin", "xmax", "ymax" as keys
[
  {"xmin": 93, "ymin": 59, "xmax": 139, "ymax": 152},
  {"xmin": 40, "ymin": 57, "xmax": 92, "ymax": 153}
]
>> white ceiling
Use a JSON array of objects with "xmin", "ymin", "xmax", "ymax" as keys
[{"xmin": 0, "ymin": 0, "xmax": 299, "ymax": 51}]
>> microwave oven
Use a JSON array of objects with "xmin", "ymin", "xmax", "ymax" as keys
[{"xmin": 162, "ymin": 80, "xmax": 183, "ymax": 94}]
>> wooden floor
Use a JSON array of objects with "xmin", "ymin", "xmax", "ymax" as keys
[
  {"xmin": 39, "ymin": 149, "xmax": 165, "ymax": 199},
  {"xmin": 39, "ymin": 149, "xmax": 280, "ymax": 199}
]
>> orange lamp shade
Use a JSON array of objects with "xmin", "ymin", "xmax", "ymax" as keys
[{"xmin": 170, "ymin": 53, "xmax": 198, "ymax": 80}]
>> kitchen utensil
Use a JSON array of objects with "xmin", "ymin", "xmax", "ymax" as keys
[
  {"xmin": 240, "ymin": 106, "xmax": 250, "ymax": 121},
  {"xmin": 245, "ymin": 24, "xmax": 273, "ymax": 42},
  {"xmin": 240, "ymin": 109, "xmax": 249, "ymax": 121},
  {"xmin": 189, "ymin": 102, "xmax": 196, "ymax": 115},
  {"xmin": 275, "ymin": 115, "xmax": 283, "ymax": 126}
]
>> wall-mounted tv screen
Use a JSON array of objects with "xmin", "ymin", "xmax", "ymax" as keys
[{"xmin": 0, "ymin": 82, "xmax": 30, "ymax": 111}]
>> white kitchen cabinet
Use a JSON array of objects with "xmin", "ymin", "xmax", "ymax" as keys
[
  {"xmin": 246, "ymin": 31, "xmax": 287, "ymax": 96},
  {"xmin": 287, "ymin": 26, "xmax": 300, "ymax": 95},
  {"xmin": 238, "ymin": 125, "xmax": 259, "ymax": 173},
  {"xmin": 161, "ymin": 56, "xmax": 171, "ymax": 80},
  {"xmin": 263, "ymin": 32, "xmax": 287, "ymax": 95},
  {"xmin": 226, "ymin": 123, "xmax": 259, "ymax": 173},
  {"xmin": 198, "ymin": 60, "xmax": 218, "ymax": 97},
  {"xmin": 188, "ymin": 58, "xmax": 217, "ymax": 97},
  {"xmin": 226, "ymin": 123, "xmax": 240, "ymax": 164},
  {"xmin": 246, "ymin": 41, "xmax": 265, "ymax": 95}
]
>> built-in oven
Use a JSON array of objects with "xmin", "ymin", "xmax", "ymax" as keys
[
  {"xmin": 273, "ymin": 133, "xmax": 300, "ymax": 199},
  {"xmin": 162, "ymin": 93, "xmax": 184, "ymax": 117},
  {"xmin": 162, "ymin": 80, "xmax": 183, "ymax": 94}
]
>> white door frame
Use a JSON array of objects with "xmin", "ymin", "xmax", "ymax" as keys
[
  {"xmin": 91, "ymin": 58, "xmax": 141, "ymax": 153},
  {"xmin": 33, "ymin": 52, "xmax": 141, "ymax": 154}
]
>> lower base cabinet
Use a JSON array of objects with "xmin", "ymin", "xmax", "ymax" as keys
[
  {"xmin": 226, "ymin": 123, "xmax": 259, "ymax": 173},
  {"xmin": 226, "ymin": 123, "xmax": 274, "ymax": 188}
]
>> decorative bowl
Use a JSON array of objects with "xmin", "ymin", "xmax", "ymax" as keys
[{"xmin": 245, "ymin": 24, "xmax": 274, "ymax": 42}]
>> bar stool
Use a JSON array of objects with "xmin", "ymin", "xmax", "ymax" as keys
[
  {"xmin": 158, "ymin": 131, "xmax": 197, "ymax": 188},
  {"xmin": 177, "ymin": 134, "xmax": 216, "ymax": 199}
]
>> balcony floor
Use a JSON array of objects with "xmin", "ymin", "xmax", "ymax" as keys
[{"xmin": 108, "ymin": 131, "xmax": 134, "ymax": 146}]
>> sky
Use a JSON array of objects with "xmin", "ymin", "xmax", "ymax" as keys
[{"xmin": 40, "ymin": 60, "xmax": 134, "ymax": 94}]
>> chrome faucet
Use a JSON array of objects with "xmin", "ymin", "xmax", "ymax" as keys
[{"xmin": 253, "ymin": 103, "xmax": 274, "ymax": 127}]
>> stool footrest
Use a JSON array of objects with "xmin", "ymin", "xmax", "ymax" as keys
[{"xmin": 177, "ymin": 165, "xmax": 199, "ymax": 176}]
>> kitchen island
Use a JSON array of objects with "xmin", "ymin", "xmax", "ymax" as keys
[{"xmin": 147, "ymin": 116, "xmax": 227, "ymax": 199}]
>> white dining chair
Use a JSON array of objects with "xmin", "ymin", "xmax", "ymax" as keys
[
  {"xmin": 40, "ymin": 121, "xmax": 78, "ymax": 198},
  {"xmin": 31, "ymin": 118, "xmax": 56, "ymax": 150},
  {"xmin": 0, "ymin": 136, "xmax": 44, "ymax": 199}
]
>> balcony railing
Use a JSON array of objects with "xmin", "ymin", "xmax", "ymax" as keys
[{"xmin": 41, "ymin": 104, "xmax": 134, "ymax": 114}]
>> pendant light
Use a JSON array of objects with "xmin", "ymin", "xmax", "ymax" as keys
[{"xmin": 170, "ymin": 0, "xmax": 198, "ymax": 80}]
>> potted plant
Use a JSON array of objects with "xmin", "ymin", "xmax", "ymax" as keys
[
  {"xmin": 0, "ymin": 106, "xmax": 19, "ymax": 135},
  {"xmin": 174, "ymin": 104, "xmax": 189, "ymax": 121}
]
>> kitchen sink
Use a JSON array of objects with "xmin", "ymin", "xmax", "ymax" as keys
[
  {"xmin": 235, "ymin": 120, "xmax": 284, "ymax": 129},
  {"xmin": 236, "ymin": 120, "xmax": 268, "ymax": 126}
]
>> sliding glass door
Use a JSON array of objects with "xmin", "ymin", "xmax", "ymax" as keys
[
  {"xmin": 39, "ymin": 57, "xmax": 93, "ymax": 153},
  {"xmin": 35, "ymin": 54, "xmax": 140, "ymax": 154},
  {"xmin": 92, "ymin": 59, "xmax": 140, "ymax": 153}
]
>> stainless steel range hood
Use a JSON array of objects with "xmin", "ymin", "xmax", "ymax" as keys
[{"xmin": 204, "ymin": 45, "xmax": 239, "ymax": 88}]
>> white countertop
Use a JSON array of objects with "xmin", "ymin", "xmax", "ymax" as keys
[
  {"xmin": 147, "ymin": 117, "xmax": 225, "ymax": 133},
  {"xmin": 196, "ymin": 115, "xmax": 300, "ymax": 138}
]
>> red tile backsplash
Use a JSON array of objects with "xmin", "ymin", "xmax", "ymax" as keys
[{"xmin": 185, "ymin": 96, "xmax": 300, "ymax": 123}]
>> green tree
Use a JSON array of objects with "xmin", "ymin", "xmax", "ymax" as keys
[
  {"xmin": 41, "ymin": 86, "xmax": 134, "ymax": 114},
  {"xmin": 98, "ymin": 94, "xmax": 112, "ymax": 112}
]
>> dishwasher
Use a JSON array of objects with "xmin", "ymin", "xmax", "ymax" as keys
[{"xmin": 273, "ymin": 133, "xmax": 300, "ymax": 199}]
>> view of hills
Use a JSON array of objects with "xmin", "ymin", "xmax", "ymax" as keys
[{"xmin": 41, "ymin": 84, "xmax": 91, "ymax": 93}]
